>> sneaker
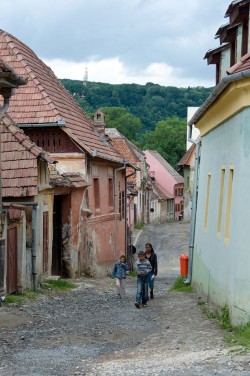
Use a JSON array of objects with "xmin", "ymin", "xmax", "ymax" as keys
[
  {"xmin": 142, "ymin": 303, "xmax": 147, "ymax": 307},
  {"xmin": 135, "ymin": 302, "xmax": 140, "ymax": 309}
]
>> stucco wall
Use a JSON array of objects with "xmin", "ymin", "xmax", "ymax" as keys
[{"xmin": 193, "ymin": 108, "xmax": 250, "ymax": 325}]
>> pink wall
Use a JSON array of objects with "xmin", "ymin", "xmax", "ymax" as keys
[{"xmin": 144, "ymin": 151, "xmax": 184, "ymax": 220}]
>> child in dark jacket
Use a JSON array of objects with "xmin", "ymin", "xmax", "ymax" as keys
[
  {"xmin": 145, "ymin": 243, "xmax": 158, "ymax": 299},
  {"xmin": 112, "ymin": 255, "xmax": 129, "ymax": 298},
  {"xmin": 134, "ymin": 251, "xmax": 152, "ymax": 308}
]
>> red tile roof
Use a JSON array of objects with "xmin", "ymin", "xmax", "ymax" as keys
[
  {"xmin": 0, "ymin": 113, "xmax": 55, "ymax": 197},
  {"xmin": 105, "ymin": 128, "xmax": 140, "ymax": 183},
  {"xmin": 49, "ymin": 167, "xmax": 90, "ymax": 188},
  {"xmin": 177, "ymin": 143, "xmax": 196, "ymax": 167},
  {"xmin": 227, "ymin": 52, "xmax": 250, "ymax": 74},
  {"xmin": 0, "ymin": 57, "xmax": 27, "ymax": 86},
  {"xmin": 0, "ymin": 30, "xmax": 123, "ymax": 164}
]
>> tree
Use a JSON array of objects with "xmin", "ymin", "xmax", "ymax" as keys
[
  {"xmin": 102, "ymin": 107, "xmax": 142, "ymax": 142},
  {"xmin": 138, "ymin": 117, "xmax": 186, "ymax": 169}
]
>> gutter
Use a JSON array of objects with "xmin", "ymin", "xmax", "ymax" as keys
[{"xmin": 188, "ymin": 69, "xmax": 250, "ymax": 128}]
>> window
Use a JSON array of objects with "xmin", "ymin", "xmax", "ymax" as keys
[
  {"xmin": 108, "ymin": 178, "xmax": 114, "ymax": 208},
  {"xmin": 93, "ymin": 178, "xmax": 100, "ymax": 211},
  {"xmin": 217, "ymin": 167, "xmax": 225, "ymax": 234},
  {"xmin": 119, "ymin": 190, "xmax": 125, "ymax": 220},
  {"xmin": 204, "ymin": 173, "xmax": 211, "ymax": 229},
  {"xmin": 224, "ymin": 167, "xmax": 234, "ymax": 242}
]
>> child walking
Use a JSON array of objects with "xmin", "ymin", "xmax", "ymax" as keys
[
  {"xmin": 134, "ymin": 251, "xmax": 152, "ymax": 308},
  {"xmin": 111, "ymin": 255, "xmax": 129, "ymax": 298}
]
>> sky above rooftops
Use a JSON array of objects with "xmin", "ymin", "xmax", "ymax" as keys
[{"xmin": 0, "ymin": 0, "xmax": 230, "ymax": 87}]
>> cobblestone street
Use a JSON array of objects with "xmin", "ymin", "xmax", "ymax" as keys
[{"xmin": 0, "ymin": 222, "xmax": 250, "ymax": 375}]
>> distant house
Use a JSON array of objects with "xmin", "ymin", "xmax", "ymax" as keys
[
  {"xmin": 149, "ymin": 181, "xmax": 174, "ymax": 223},
  {"xmin": 105, "ymin": 126, "xmax": 151, "ymax": 229},
  {"xmin": 177, "ymin": 143, "xmax": 196, "ymax": 222},
  {"xmin": 144, "ymin": 150, "xmax": 184, "ymax": 221},
  {"xmin": 188, "ymin": 0, "xmax": 250, "ymax": 325},
  {"xmin": 0, "ymin": 30, "xmax": 127, "ymax": 279}
]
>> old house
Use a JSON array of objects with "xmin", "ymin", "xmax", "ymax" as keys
[
  {"xmin": 177, "ymin": 143, "xmax": 196, "ymax": 223},
  {"xmin": 149, "ymin": 181, "xmax": 174, "ymax": 223},
  {"xmin": 105, "ymin": 126, "xmax": 150, "ymax": 228},
  {"xmin": 0, "ymin": 111, "xmax": 56, "ymax": 295},
  {"xmin": 188, "ymin": 0, "xmax": 250, "ymax": 325},
  {"xmin": 0, "ymin": 29, "xmax": 127, "ymax": 279},
  {"xmin": 144, "ymin": 150, "xmax": 183, "ymax": 221}
]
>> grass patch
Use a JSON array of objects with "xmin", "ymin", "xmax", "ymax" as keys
[
  {"xmin": 128, "ymin": 270, "xmax": 137, "ymax": 278},
  {"xmin": 4, "ymin": 295, "xmax": 23, "ymax": 305},
  {"xmin": 169, "ymin": 276, "xmax": 192, "ymax": 292},
  {"xmin": 23, "ymin": 289, "xmax": 39, "ymax": 300},
  {"xmin": 134, "ymin": 223, "xmax": 144, "ymax": 230},
  {"xmin": 43, "ymin": 279, "xmax": 76, "ymax": 291},
  {"xmin": 226, "ymin": 322, "xmax": 250, "ymax": 352},
  {"xmin": 218, "ymin": 305, "xmax": 232, "ymax": 330}
]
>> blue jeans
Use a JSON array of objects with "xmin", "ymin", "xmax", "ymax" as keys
[
  {"xmin": 136, "ymin": 276, "xmax": 148, "ymax": 304},
  {"xmin": 148, "ymin": 271, "xmax": 155, "ymax": 290}
]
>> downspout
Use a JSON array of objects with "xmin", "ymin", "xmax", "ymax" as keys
[
  {"xmin": 113, "ymin": 162, "xmax": 126, "ymax": 260},
  {"xmin": 125, "ymin": 168, "xmax": 137, "ymax": 261},
  {"xmin": 184, "ymin": 125, "xmax": 201, "ymax": 285}
]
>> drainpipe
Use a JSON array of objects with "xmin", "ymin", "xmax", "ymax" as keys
[
  {"xmin": 113, "ymin": 162, "xmax": 126, "ymax": 260},
  {"xmin": 184, "ymin": 126, "xmax": 201, "ymax": 285},
  {"xmin": 3, "ymin": 202, "xmax": 38, "ymax": 291},
  {"xmin": 125, "ymin": 169, "xmax": 137, "ymax": 261}
]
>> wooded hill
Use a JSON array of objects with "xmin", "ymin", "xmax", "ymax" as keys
[{"xmin": 61, "ymin": 79, "xmax": 213, "ymax": 168}]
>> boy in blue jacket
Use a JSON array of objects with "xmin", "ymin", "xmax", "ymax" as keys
[{"xmin": 112, "ymin": 255, "xmax": 129, "ymax": 298}]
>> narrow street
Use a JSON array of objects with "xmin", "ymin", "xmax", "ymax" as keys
[{"xmin": 0, "ymin": 222, "xmax": 250, "ymax": 375}]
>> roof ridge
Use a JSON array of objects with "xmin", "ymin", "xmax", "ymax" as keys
[{"xmin": 3, "ymin": 31, "xmax": 63, "ymax": 121}]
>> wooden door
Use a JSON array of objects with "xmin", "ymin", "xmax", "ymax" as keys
[
  {"xmin": 7, "ymin": 227, "xmax": 17, "ymax": 294},
  {"xmin": 43, "ymin": 211, "xmax": 49, "ymax": 273}
]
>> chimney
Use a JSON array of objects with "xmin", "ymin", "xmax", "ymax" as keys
[{"xmin": 93, "ymin": 109, "xmax": 105, "ymax": 135}]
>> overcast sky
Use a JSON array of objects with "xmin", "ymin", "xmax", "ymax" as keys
[{"xmin": 0, "ymin": 0, "xmax": 231, "ymax": 87}]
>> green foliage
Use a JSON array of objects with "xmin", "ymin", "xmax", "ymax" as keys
[
  {"xmin": 138, "ymin": 117, "xmax": 186, "ymax": 168},
  {"xmin": 23, "ymin": 289, "xmax": 38, "ymax": 300},
  {"xmin": 60, "ymin": 79, "xmax": 213, "ymax": 133},
  {"xmin": 102, "ymin": 106, "xmax": 142, "ymax": 142},
  {"xmin": 60, "ymin": 79, "xmax": 212, "ymax": 168},
  {"xmin": 134, "ymin": 223, "xmax": 144, "ymax": 230},
  {"xmin": 170, "ymin": 276, "xmax": 192, "ymax": 292},
  {"xmin": 128, "ymin": 270, "xmax": 137, "ymax": 278},
  {"xmin": 226, "ymin": 322, "xmax": 250, "ymax": 352},
  {"xmin": 42, "ymin": 279, "xmax": 76, "ymax": 291},
  {"xmin": 4, "ymin": 295, "xmax": 23, "ymax": 305},
  {"xmin": 218, "ymin": 305, "xmax": 232, "ymax": 330}
]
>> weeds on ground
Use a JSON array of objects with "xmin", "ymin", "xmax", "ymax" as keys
[
  {"xmin": 169, "ymin": 276, "xmax": 192, "ymax": 292},
  {"xmin": 42, "ymin": 279, "xmax": 76, "ymax": 291},
  {"xmin": 128, "ymin": 269, "xmax": 137, "ymax": 278},
  {"xmin": 134, "ymin": 223, "xmax": 144, "ymax": 230},
  {"xmin": 198, "ymin": 302, "xmax": 250, "ymax": 353},
  {"xmin": 4, "ymin": 295, "xmax": 23, "ymax": 305},
  {"xmin": 226, "ymin": 322, "xmax": 250, "ymax": 352},
  {"xmin": 3, "ymin": 279, "xmax": 76, "ymax": 305}
]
